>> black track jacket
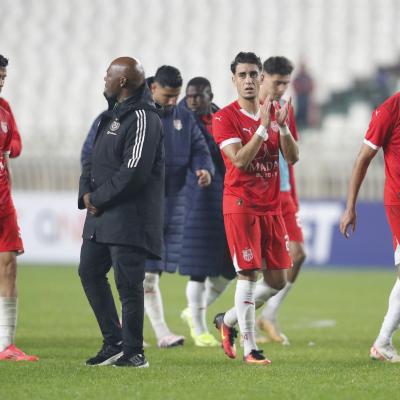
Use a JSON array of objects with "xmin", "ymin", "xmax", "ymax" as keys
[{"xmin": 78, "ymin": 84, "xmax": 164, "ymax": 259}]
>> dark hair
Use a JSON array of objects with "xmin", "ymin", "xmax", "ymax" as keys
[
  {"xmin": 187, "ymin": 77, "xmax": 211, "ymax": 90},
  {"xmin": 0, "ymin": 55, "xmax": 9, "ymax": 68},
  {"xmin": 154, "ymin": 65, "xmax": 183, "ymax": 88},
  {"xmin": 230, "ymin": 52, "xmax": 262, "ymax": 74},
  {"xmin": 263, "ymin": 57, "xmax": 294, "ymax": 76}
]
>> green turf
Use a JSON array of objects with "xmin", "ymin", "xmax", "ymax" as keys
[{"xmin": 2, "ymin": 266, "xmax": 400, "ymax": 400}]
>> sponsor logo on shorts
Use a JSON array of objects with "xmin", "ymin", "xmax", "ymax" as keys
[{"xmin": 242, "ymin": 248, "xmax": 253, "ymax": 262}]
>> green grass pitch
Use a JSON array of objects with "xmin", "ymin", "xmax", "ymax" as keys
[{"xmin": 2, "ymin": 265, "xmax": 400, "ymax": 400}]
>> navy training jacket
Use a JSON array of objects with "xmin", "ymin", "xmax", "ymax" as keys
[{"xmin": 78, "ymin": 84, "xmax": 164, "ymax": 259}]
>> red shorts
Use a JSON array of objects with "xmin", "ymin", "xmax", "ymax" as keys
[
  {"xmin": 0, "ymin": 211, "xmax": 24, "ymax": 254},
  {"xmin": 224, "ymin": 213, "xmax": 292, "ymax": 272},
  {"xmin": 283, "ymin": 211, "xmax": 304, "ymax": 243},
  {"xmin": 280, "ymin": 191, "xmax": 304, "ymax": 243}
]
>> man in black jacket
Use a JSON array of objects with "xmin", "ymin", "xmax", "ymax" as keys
[{"xmin": 78, "ymin": 57, "xmax": 164, "ymax": 368}]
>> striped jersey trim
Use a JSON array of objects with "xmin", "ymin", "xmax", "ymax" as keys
[
  {"xmin": 128, "ymin": 110, "xmax": 146, "ymax": 168},
  {"xmin": 363, "ymin": 138, "xmax": 379, "ymax": 150},
  {"xmin": 220, "ymin": 137, "xmax": 242, "ymax": 149}
]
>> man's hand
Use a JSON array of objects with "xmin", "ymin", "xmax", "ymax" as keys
[
  {"xmin": 83, "ymin": 193, "xmax": 100, "ymax": 216},
  {"xmin": 196, "ymin": 169, "xmax": 211, "ymax": 187},
  {"xmin": 339, "ymin": 207, "xmax": 357, "ymax": 238},
  {"xmin": 275, "ymin": 97, "xmax": 291, "ymax": 127},
  {"xmin": 259, "ymin": 96, "xmax": 272, "ymax": 128}
]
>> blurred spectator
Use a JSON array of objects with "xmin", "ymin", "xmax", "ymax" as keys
[{"xmin": 293, "ymin": 62, "xmax": 314, "ymax": 128}]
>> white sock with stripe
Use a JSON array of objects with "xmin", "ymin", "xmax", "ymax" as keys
[
  {"xmin": 261, "ymin": 282, "xmax": 293, "ymax": 321},
  {"xmin": 234, "ymin": 280, "xmax": 257, "ymax": 356},
  {"xmin": 205, "ymin": 276, "xmax": 232, "ymax": 306},
  {"xmin": 375, "ymin": 278, "xmax": 400, "ymax": 347},
  {"xmin": 144, "ymin": 273, "xmax": 170, "ymax": 340},
  {"xmin": 0, "ymin": 297, "xmax": 17, "ymax": 352},
  {"xmin": 186, "ymin": 281, "xmax": 208, "ymax": 335}
]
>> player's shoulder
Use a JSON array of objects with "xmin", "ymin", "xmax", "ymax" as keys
[
  {"xmin": 0, "ymin": 98, "xmax": 11, "ymax": 113},
  {"xmin": 0, "ymin": 105, "xmax": 11, "ymax": 120},
  {"xmin": 213, "ymin": 101, "xmax": 238, "ymax": 122},
  {"xmin": 380, "ymin": 92, "xmax": 400, "ymax": 114}
]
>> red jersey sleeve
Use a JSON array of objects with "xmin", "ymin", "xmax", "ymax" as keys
[
  {"xmin": 0, "ymin": 99, "xmax": 22, "ymax": 157},
  {"xmin": 212, "ymin": 109, "xmax": 241, "ymax": 148},
  {"xmin": 364, "ymin": 106, "xmax": 394, "ymax": 150}
]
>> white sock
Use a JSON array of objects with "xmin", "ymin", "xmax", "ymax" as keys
[
  {"xmin": 224, "ymin": 279, "xmax": 279, "ymax": 327},
  {"xmin": 375, "ymin": 278, "xmax": 400, "ymax": 347},
  {"xmin": 0, "ymin": 297, "xmax": 17, "ymax": 351},
  {"xmin": 254, "ymin": 279, "xmax": 280, "ymax": 309},
  {"xmin": 233, "ymin": 280, "xmax": 257, "ymax": 356},
  {"xmin": 186, "ymin": 281, "xmax": 208, "ymax": 336},
  {"xmin": 261, "ymin": 282, "xmax": 293, "ymax": 321},
  {"xmin": 205, "ymin": 276, "xmax": 232, "ymax": 306},
  {"xmin": 143, "ymin": 273, "xmax": 170, "ymax": 340}
]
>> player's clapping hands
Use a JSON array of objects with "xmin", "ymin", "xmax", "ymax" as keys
[
  {"xmin": 259, "ymin": 95, "xmax": 272, "ymax": 128},
  {"xmin": 275, "ymin": 97, "xmax": 291, "ymax": 127}
]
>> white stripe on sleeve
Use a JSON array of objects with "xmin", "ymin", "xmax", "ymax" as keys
[
  {"xmin": 363, "ymin": 138, "xmax": 379, "ymax": 150},
  {"xmin": 220, "ymin": 137, "xmax": 242, "ymax": 149},
  {"xmin": 128, "ymin": 110, "xmax": 147, "ymax": 168}
]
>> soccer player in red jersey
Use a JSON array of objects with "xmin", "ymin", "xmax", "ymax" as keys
[
  {"xmin": 340, "ymin": 92, "xmax": 400, "ymax": 363},
  {"xmin": 256, "ymin": 57, "xmax": 306, "ymax": 345},
  {"xmin": 212, "ymin": 52, "xmax": 299, "ymax": 365},
  {"xmin": 0, "ymin": 54, "xmax": 38, "ymax": 361}
]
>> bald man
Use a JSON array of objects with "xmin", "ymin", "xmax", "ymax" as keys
[{"xmin": 78, "ymin": 57, "xmax": 164, "ymax": 368}]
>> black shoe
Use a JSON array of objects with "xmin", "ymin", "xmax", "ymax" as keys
[
  {"xmin": 85, "ymin": 343, "xmax": 123, "ymax": 366},
  {"xmin": 113, "ymin": 353, "xmax": 149, "ymax": 368}
]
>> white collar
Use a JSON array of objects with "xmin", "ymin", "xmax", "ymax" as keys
[{"xmin": 239, "ymin": 108, "xmax": 260, "ymax": 121}]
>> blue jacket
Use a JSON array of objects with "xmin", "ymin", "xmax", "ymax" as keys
[
  {"xmin": 145, "ymin": 103, "xmax": 214, "ymax": 273},
  {"xmin": 177, "ymin": 99, "xmax": 235, "ymax": 279}
]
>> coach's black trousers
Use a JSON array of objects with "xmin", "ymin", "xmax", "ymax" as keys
[{"xmin": 79, "ymin": 239, "xmax": 146, "ymax": 355}]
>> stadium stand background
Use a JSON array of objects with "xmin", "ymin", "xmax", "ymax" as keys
[{"xmin": 2, "ymin": 0, "xmax": 400, "ymax": 199}]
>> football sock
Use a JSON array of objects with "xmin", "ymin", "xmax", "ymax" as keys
[
  {"xmin": 205, "ymin": 276, "xmax": 232, "ymax": 306},
  {"xmin": 186, "ymin": 280, "xmax": 208, "ymax": 335},
  {"xmin": 233, "ymin": 279, "xmax": 257, "ymax": 356},
  {"xmin": 224, "ymin": 279, "xmax": 279, "ymax": 327},
  {"xmin": 143, "ymin": 273, "xmax": 170, "ymax": 340},
  {"xmin": 375, "ymin": 278, "xmax": 400, "ymax": 347},
  {"xmin": 254, "ymin": 279, "xmax": 279, "ymax": 309},
  {"xmin": 261, "ymin": 282, "xmax": 293, "ymax": 321},
  {"xmin": 0, "ymin": 297, "xmax": 17, "ymax": 351}
]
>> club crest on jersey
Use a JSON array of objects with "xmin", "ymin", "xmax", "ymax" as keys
[
  {"xmin": 242, "ymin": 248, "xmax": 253, "ymax": 262},
  {"xmin": 110, "ymin": 120, "xmax": 120, "ymax": 132},
  {"xmin": 173, "ymin": 119, "xmax": 182, "ymax": 131},
  {"xmin": 0, "ymin": 121, "xmax": 8, "ymax": 133},
  {"xmin": 271, "ymin": 121, "xmax": 279, "ymax": 133}
]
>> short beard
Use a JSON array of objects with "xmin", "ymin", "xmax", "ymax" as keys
[{"xmin": 242, "ymin": 94, "xmax": 256, "ymax": 100}]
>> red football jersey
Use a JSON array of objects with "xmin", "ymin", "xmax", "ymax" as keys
[
  {"xmin": 0, "ymin": 98, "xmax": 22, "ymax": 158},
  {"xmin": 0, "ymin": 106, "xmax": 15, "ymax": 218},
  {"xmin": 364, "ymin": 93, "xmax": 400, "ymax": 205},
  {"xmin": 212, "ymin": 101, "xmax": 281, "ymax": 215}
]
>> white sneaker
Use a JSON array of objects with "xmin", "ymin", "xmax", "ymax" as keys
[
  {"xmin": 157, "ymin": 334, "xmax": 185, "ymax": 348},
  {"xmin": 370, "ymin": 343, "xmax": 400, "ymax": 363}
]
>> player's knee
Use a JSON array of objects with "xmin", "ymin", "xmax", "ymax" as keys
[
  {"xmin": 272, "ymin": 280, "xmax": 286, "ymax": 291},
  {"xmin": 0, "ymin": 253, "xmax": 17, "ymax": 283},
  {"xmin": 294, "ymin": 247, "xmax": 306, "ymax": 267},
  {"xmin": 143, "ymin": 272, "xmax": 159, "ymax": 293}
]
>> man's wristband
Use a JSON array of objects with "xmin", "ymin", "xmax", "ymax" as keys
[
  {"xmin": 256, "ymin": 125, "xmax": 268, "ymax": 141},
  {"xmin": 279, "ymin": 124, "xmax": 291, "ymax": 136}
]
